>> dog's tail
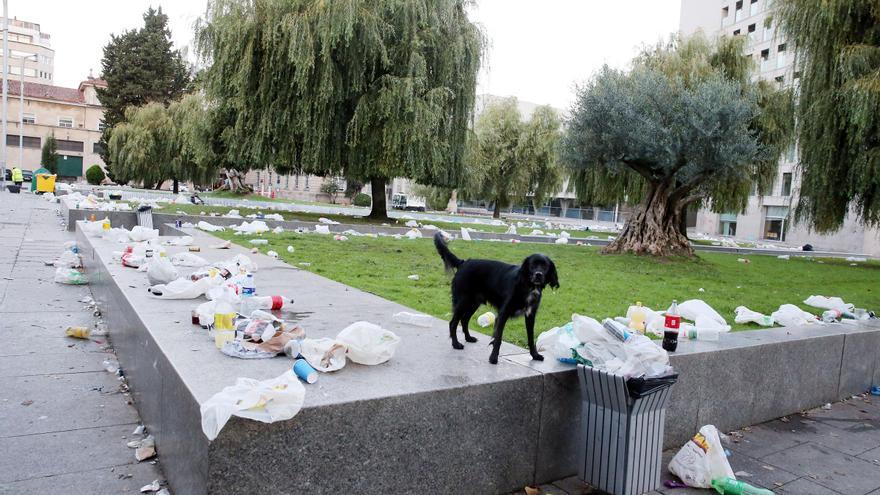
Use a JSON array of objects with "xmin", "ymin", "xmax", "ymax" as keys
[{"xmin": 434, "ymin": 232, "xmax": 463, "ymax": 271}]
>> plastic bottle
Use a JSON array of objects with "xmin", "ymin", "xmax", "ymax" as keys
[
  {"xmin": 684, "ymin": 327, "xmax": 721, "ymax": 341},
  {"xmin": 241, "ymin": 273, "xmax": 256, "ymax": 298},
  {"xmin": 102, "ymin": 218, "xmax": 111, "ymax": 231},
  {"xmin": 822, "ymin": 309, "xmax": 841, "ymax": 323},
  {"xmin": 393, "ymin": 311, "xmax": 433, "ymax": 327},
  {"xmin": 662, "ymin": 300, "xmax": 681, "ymax": 352},
  {"xmin": 213, "ymin": 291, "xmax": 237, "ymax": 349},
  {"xmin": 477, "ymin": 312, "xmax": 496, "ymax": 328},
  {"xmin": 602, "ymin": 318, "xmax": 632, "ymax": 342},
  {"xmin": 629, "ymin": 301, "xmax": 646, "ymax": 333},
  {"xmin": 711, "ymin": 477, "xmax": 774, "ymax": 495}
]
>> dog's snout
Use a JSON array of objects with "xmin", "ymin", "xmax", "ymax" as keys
[{"xmin": 532, "ymin": 271, "xmax": 545, "ymax": 283}]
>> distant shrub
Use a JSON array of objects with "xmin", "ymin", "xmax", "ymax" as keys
[
  {"xmin": 85, "ymin": 165, "xmax": 105, "ymax": 185},
  {"xmin": 353, "ymin": 192, "xmax": 371, "ymax": 207}
]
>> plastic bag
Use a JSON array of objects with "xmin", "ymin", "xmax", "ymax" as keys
[
  {"xmin": 771, "ymin": 304, "xmax": 818, "ymax": 327},
  {"xmin": 668, "ymin": 425, "xmax": 735, "ymax": 488},
  {"xmin": 197, "ymin": 221, "xmax": 225, "ymax": 232},
  {"xmin": 200, "ymin": 370, "xmax": 305, "ymax": 441},
  {"xmin": 314, "ymin": 225, "xmax": 331, "ymax": 234},
  {"xmin": 459, "ymin": 227, "xmax": 470, "ymax": 241},
  {"xmin": 146, "ymin": 257, "xmax": 179, "ymax": 285},
  {"xmin": 170, "ymin": 252, "xmax": 208, "ymax": 267},
  {"xmin": 102, "ymin": 227, "xmax": 131, "ymax": 244},
  {"xmin": 54, "ymin": 267, "xmax": 88, "ymax": 285},
  {"xmin": 80, "ymin": 220, "xmax": 105, "ymax": 237},
  {"xmin": 734, "ymin": 306, "xmax": 774, "ymax": 326},
  {"xmin": 130, "ymin": 226, "xmax": 159, "ymax": 242},
  {"xmin": 672, "ymin": 300, "xmax": 727, "ymax": 326},
  {"xmin": 148, "ymin": 277, "xmax": 213, "ymax": 299},
  {"xmin": 164, "ymin": 236, "xmax": 193, "ymax": 246},
  {"xmin": 54, "ymin": 250, "xmax": 82, "ymax": 269},
  {"xmin": 336, "ymin": 322, "xmax": 401, "ymax": 365},
  {"xmin": 804, "ymin": 295, "xmax": 854, "ymax": 314},
  {"xmin": 233, "ymin": 221, "xmax": 270, "ymax": 234},
  {"xmin": 300, "ymin": 338, "xmax": 348, "ymax": 372}
]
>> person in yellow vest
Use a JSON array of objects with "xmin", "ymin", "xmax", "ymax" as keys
[{"xmin": 11, "ymin": 167, "xmax": 23, "ymax": 187}]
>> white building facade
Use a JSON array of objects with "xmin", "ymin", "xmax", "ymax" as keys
[
  {"xmin": 2, "ymin": 17, "xmax": 54, "ymax": 84},
  {"xmin": 680, "ymin": 0, "xmax": 880, "ymax": 255}
]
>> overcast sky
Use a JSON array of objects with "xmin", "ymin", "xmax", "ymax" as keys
[{"xmin": 18, "ymin": 0, "xmax": 681, "ymax": 111}]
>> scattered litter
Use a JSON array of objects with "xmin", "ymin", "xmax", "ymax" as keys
[
  {"xmin": 737, "ymin": 258, "xmax": 750, "ymax": 264},
  {"xmin": 170, "ymin": 252, "xmax": 208, "ymax": 267},
  {"xmin": 267, "ymin": 250, "xmax": 279, "ymax": 259},
  {"xmin": 771, "ymin": 304, "xmax": 819, "ymax": 327},
  {"xmin": 130, "ymin": 226, "xmax": 159, "ymax": 242},
  {"xmin": 164, "ymin": 236, "xmax": 193, "ymax": 246},
  {"xmin": 146, "ymin": 257, "xmax": 179, "ymax": 285},
  {"xmin": 250, "ymin": 247, "xmax": 259, "ymax": 253},
  {"xmin": 698, "ymin": 288, "xmax": 705, "ymax": 293},
  {"xmin": 200, "ymin": 370, "xmax": 305, "ymax": 441},
  {"xmin": 148, "ymin": 277, "xmax": 213, "ymax": 300},
  {"xmin": 804, "ymin": 295, "xmax": 854, "ymax": 314},
  {"xmin": 54, "ymin": 267, "xmax": 88, "ymax": 285},
  {"xmin": 333, "ymin": 235, "xmax": 348, "ymax": 241},
  {"xmin": 66, "ymin": 326, "xmax": 91, "ymax": 339},
  {"xmin": 318, "ymin": 217, "xmax": 339, "ymax": 225},
  {"xmin": 460, "ymin": 227, "xmax": 471, "ymax": 241},
  {"xmin": 299, "ymin": 262, "xmax": 311, "ymax": 267},
  {"xmin": 822, "ymin": 403, "xmax": 832, "ymax": 410},
  {"xmin": 506, "ymin": 225, "xmax": 517, "ymax": 235},
  {"xmin": 407, "ymin": 274, "xmax": 420, "ymax": 281},
  {"xmin": 211, "ymin": 240, "xmax": 232, "ymax": 249},
  {"xmin": 734, "ymin": 306, "xmax": 774, "ymax": 326},
  {"xmin": 668, "ymin": 425, "xmax": 734, "ymax": 488},
  {"xmin": 392, "ymin": 311, "xmax": 433, "ymax": 327},
  {"xmin": 133, "ymin": 425, "xmax": 145, "ymax": 435},
  {"xmin": 777, "ymin": 255, "xmax": 790, "ymax": 260},
  {"xmin": 249, "ymin": 239, "xmax": 269, "ymax": 245},
  {"xmin": 846, "ymin": 256, "xmax": 867, "ymax": 262},
  {"xmin": 405, "ymin": 220, "xmax": 419, "ymax": 228},
  {"xmin": 315, "ymin": 225, "xmax": 331, "ymax": 235},
  {"xmin": 272, "ymin": 226, "xmax": 284, "ymax": 234},
  {"xmin": 197, "ymin": 221, "xmax": 225, "ymax": 232},
  {"xmin": 477, "ymin": 311, "xmax": 496, "ymax": 328},
  {"xmin": 300, "ymin": 338, "xmax": 348, "ymax": 372},
  {"xmin": 140, "ymin": 480, "xmax": 161, "ymax": 493},
  {"xmin": 234, "ymin": 221, "xmax": 270, "ymax": 234},
  {"xmin": 336, "ymin": 321, "xmax": 401, "ymax": 365},
  {"xmin": 134, "ymin": 435, "xmax": 156, "ymax": 461},
  {"xmin": 287, "ymin": 245, "xmax": 294, "ymax": 253},
  {"xmin": 21, "ymin": 399, "xmax": 33, "ymax": 406},
  {"xmin": 555, "ymin": 237, "xmax": 568, "ymax": 244},
  {"xmin": 405, "ymin": 228, "xmax": 422, "ymax": 240},
  {"xmin": 103, "ymin": 359, "xmax": 119, "ymax": 373}
]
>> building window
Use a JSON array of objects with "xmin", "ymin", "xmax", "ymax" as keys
[
  {"xmin": 722, "ymin": 6, "xmax": 729, "ymax": 17},
  {"xmin": 747, "ymin": 23, "xmax": 758, "ymax": 42},
  {"xmin": 735, "ymin": 0, "xmax": 744, "ymax": 21},
  {"xmin": 784, "ymin": 144, "xmax": 797, "ymax": 163},
  {"xmin": 763, "ymin": 18, "xmax": 774, "ymax": 41},
  {"xmin": 750, "ymin": 0, "xmax": 759, "ymax": 16},
  {"xmin": 58, "ymin": 117, "xmax": 73, "ymax": 128},
  {"xmin": 763, "ymin": 206, "xmax": 788, "ymax": 241},
  {"xmin": 776, "ymin": 43, "xmax": 787, "ymax": 69},
  {"xmin": 22, "ymin": 113, "xmax": 35, "ymax": 125},
  {"xmin": 781, "ymin": 173, "xmax": 792, "ymax": 196},
  {"xmin": 98, "ymin": 120, "xmax": 106, "ymax": 132},
  {"xmin": 760, "ymin": 48, "xmax": 770, "ymax": 71},
  {"xmin": 733, "ymin": 29, "xmax": 741, "ymax": 36},
  {"xmin": 5, "ymin": 134, "xmax": 40, "ymax": 148},
  {"xmin": 719, "ymin": 213, "xmax": 738, "ymax": 236},
  {"xmin": 93, "ymin": 142, "xmax": 105, "ymax": 155},
  {"xmin": 774, "ymin": 75, "xmax": 785, "ymax": 86},
  {"xmin": 56, "ymin": 139, "xmax": 84, "ymax": 152}
]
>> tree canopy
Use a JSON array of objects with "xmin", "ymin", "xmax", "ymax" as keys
[
  {"xmin": 464, "ymin": 98, "xmax": 562, "ymax": 218},
  {"xmin": 97, "ymin": 7, "xmax": 191, "ymax": 181},
  {"xmin": 41, "ymin": 135, "xmax": 59, "ymax": 174},
  {"xmin": 562, "ymin": 35, "xmax": 792, "ymax": 256},
  {"xmin": 108, "ymin": 95, "xmax": 216, "ymax": 193},
  {"xmin": 195, "ymin": 0, "xmax": 483, "ymax": 218},
  {"xmin": 775, "ymin": 0, "xmax": 880, "ymax": 232}
]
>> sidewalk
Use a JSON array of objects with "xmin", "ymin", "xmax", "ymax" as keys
[
  {"xmin": 0, "ymin": 192, "xmax": 163, "ymax": 494},
  {"xmin": 522, "ymin": 394, "xmax": 880, "ymax": 495}
]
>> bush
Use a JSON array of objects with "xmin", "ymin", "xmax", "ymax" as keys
[
  {"xmin": 85, "ymin": 165, "xmax": 105, "ymax": 185},
  {"xmin": 353, "ymin": 192, "xmax": 372, "ymax": 207}
]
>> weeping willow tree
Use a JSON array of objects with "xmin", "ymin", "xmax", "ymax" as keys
[
  {"xmin": 195, "ymin": 0, "xmax": 483, "ymax": 219},
  {"xmin": 463, "ymin": 98, "xmax": 562, "ymax": 218},
  {"xmin": 561, "ymin": 34, "xmax": 793, "ymax": 256},
  {"xmin": 108, "ymin": 95, "xmax": 217, "ymax": 192},
  {"xmin": 775, "ymin": 0, "xmax": 880, "ymax": 232}
]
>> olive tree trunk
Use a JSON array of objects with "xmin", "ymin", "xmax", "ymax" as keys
[
  {"xmin": 603, "ymin": 181, "xmax": 694, "ymax": 257},
  {"xmin": 368, "ymin": 177, "xmax": 389, "ymax": 220},
  {"xmin": 492, "ymin": 201, "xmax": 503, "ymax": 219},
  {"xmin": 173, "ymin": 178, "xmax": 179, "ymax": 195}
]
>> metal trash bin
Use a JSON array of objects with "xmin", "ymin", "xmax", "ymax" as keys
[
  {"xmin": 137, "ymin": 205, "xmax": 154, "ymax": 229},
  {"xmin": 577, "ymin": 365, "xmax": 677, "ymax": 495}
]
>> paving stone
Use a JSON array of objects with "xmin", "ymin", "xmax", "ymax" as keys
[
  {"xmin": 0, "ymin": 349, "xmax": 108, "ymax": 377},
  {"xmin": 859, "ymin": 447, "xmax": 880, "ymax": 463},
  {"xmin": 551, "ymin": 476, "xmax": 595, "ymax": 494},
  {"xmin": 727, "ymin": 450, "xmax": 799, "ymax": 489},
  {"xmin": 775, "ymin": 478, "xmax": 843, "ymax": 494},
  {"xmin": 762, "ymin": 443, "xmax": 880, "ymax": 495},
  {"xmin": 760, "ymin": 415, "xmax": 880, "ymax": 456},
  {"xmin": 0, "ymin": 462, "xmax": 162, "ymax": 495},
  {"xmin": 0, "ymin": 423, "xmax": 141, "ymax": 482}
]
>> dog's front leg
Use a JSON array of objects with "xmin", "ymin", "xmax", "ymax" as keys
[
  {"xmin": 488, "ymin": 308, "xmax": 509, "ymax": 365},
  {"xmin": 525, "ymin": 312, "xmax": 544, "ymax": 361}
]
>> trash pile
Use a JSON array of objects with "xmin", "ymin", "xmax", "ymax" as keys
[{"xmin": 52, "ymin": 241, "xmax": 88, "ymax": 285}]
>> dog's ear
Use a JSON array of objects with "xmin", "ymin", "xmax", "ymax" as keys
[
  {"xmin": 547, "ymin": 259, "xmax": 559, "ymax": 289},
  {"xmin": 518, "ymin": 256, "xmax": 534, "ymax": 284}
]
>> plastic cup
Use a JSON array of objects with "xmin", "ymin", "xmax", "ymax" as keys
[
  {"xmin": 662, "ymin": 330, "xmax": 679, "ymax": 352},
  {"xmin": 293, "ymin": 359, "xmax": 318, "ymax": 384},
  {"xmin": 214, "ymin": 312, "xmax": 235, "ymax": 330},
  {"xmin": 213, "ymin": 330, "xmax": 234, "ymax": 349}
]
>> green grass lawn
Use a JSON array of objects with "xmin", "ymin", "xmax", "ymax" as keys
[
  {"xmin": 209, "ymin": 230, "xmax": 880, "ymax": 348},
  {"xmin": 203, "ymin": 190, "xmax": 326, "ymax": 206},
  {"xmin": 158, "ymin": 202, "xmax": 615, "ymax": 238}
]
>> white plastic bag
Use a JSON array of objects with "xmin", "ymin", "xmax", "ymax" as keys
[
  {"xmin": 300, "ymin": 338, "xmax": 348, "ymax": 372},
  {"xmin": 459, "ymin": 227, "xmax": 471, "ymax": 241},
  {"xmin": 164, "ymin": 236, "xmax": 193, "ymax": 246},
  {"xmin": 170, "ymin": 252, "xmax": 208, "ymax": 267},
  {"xmin": 673, "ymin": 300, "xmax": 727, "ymax": 326},
  {"xmin": 668, "ymin": 425, "xmax": 735, "ymax": 488},
  {"xmin": 146, "ymin": 257, "xmax": 179, "ymax": 285},
  {"xmin": 804, "ymin": 295, "xmax": 854, "ymax": 314},
  {"xmin": 197, "ymin": 221, "xmax": 225, "ymax": 232},
  {"xmin": 336, "ymin": 322, "xmax": 401, "ymax": 365},
  {"xmin": 771, "ymin": 304, "xmax": 818, "ymax": 327},
  {"xmin": 233, "ymin": 220, "xmax": 270, "ymax": 234},
  {"xmin": 314, "ymin": 225, "xmax": 331, "ymax": 235},
  {"xmin": 734, "ymin": 306, "xmax": 774, "ymax": 326},
  {"xmin": 130, "ymin": 226, "xmax": 159, "ymax": 242},
  {"xmin": 102, "ymin": 227, "xmax": 131, "ymax": 244},
  {"xmin": 200, "ymin": 370, "xmax": 305, "ymax": 441},
  {"xmin": 80, "ymin": 220, "xmax": 105, "ymax": 237},
  {"xmin": 148, "ymin": 277, "xmax": 213, "ymax": 299},
  {"xmin": 54, "ymin": 250, "xmax": 82, "ymax": 269},
  {"xmin": 537, "ymin": 323, "xmax": 582, "ymax": 360},
  {"xmin": 54, "ymin": 267, "xmax": 88, "ymax": 285}
]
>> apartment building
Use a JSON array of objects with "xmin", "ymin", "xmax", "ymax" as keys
[
  {"xmin": 2, "ymin": 17, "xmax": 54, "ymax": 84},
  {"xmin": 680, "ymin": 0, "xmax": 880, "ymax": 255},
  {"xmin": 5, "ymin": 76, "xmax": 107, "ymax": 179}
]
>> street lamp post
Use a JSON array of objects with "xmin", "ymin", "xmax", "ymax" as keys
[
  {"xmin": 18, "ymin": 53, "xmax": 36, "ymax": 171},
  {"xmin": 1, "ymin": 0, "xmax": 9, "ymax": 189}
]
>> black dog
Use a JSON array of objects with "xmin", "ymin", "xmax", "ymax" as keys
[{"xmin": 434, "ymin": 232, "xmax": 559, "ymax": 364}]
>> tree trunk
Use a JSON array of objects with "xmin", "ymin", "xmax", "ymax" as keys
[
  {"xmin": 173, "ymin": 178, "xmax": 179, "ymax": 195},
  {"xmin": 367, "ymin": 177, "xmax": 389, "ymax": 220},
  {"xmin": 492, "ymin": 201, "xmax": 502, "ymax": 219},
  {"xmin": 603, "ymin": 181, "xmax": 694, "ymax": 257},
  {"xmin": 678, "ymin": 208, "xmax": 689, "ymax": 238},
  {"xmin": 154, "ymin": 180, "xmax": 164, "ymax": 190}
]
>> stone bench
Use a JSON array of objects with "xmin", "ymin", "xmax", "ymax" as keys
[{"xmin": 76, "ymin": 222, "xmax": 880, "ymax": 493}]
